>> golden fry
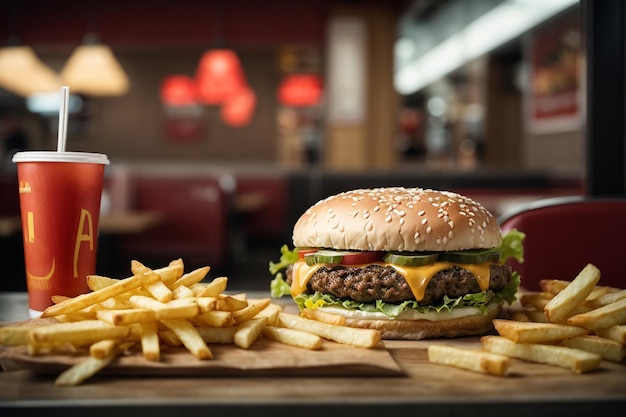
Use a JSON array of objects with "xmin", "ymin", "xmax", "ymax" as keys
[
  {"xmin": 559, "ymin": 335, "xmax": 625, "ymax": 362},
  {"xmin": 0, "ymin": 326, "xmax": 31, "ymax": 346},
  {"xmin": 89, "ymin": 339, "xmax": 120, "ymax": 359},
  {"xmin": 492, "ymin": 319, "xmax": 588, "ymax": 344},
  {"xmin": 42, "ymin": 272, "xmax": 160, "ymax": 318},
  {"xmin": 193, "ymin": 310, "xmax": 234, "ymax": 327},
  {"xmin": 481, "ymin": 335, "xmax": 601, "ymax": 374},
  {"xmin": 254, "ymin": 303, "xmax": 282, "ymax": 325},
  {"xmin": 30, "ymin": 320, "xmax": 130, "ymax": 346},
  {"xmin": 234, "ymin": 316, "xmax": 267, "ymax": 349},
  {"xmin": 278, "ymin": 312, "xmax": 381, "ymax": 348},
  {"xmin": 160, "ymin": 319, "xmax": 212, "ymax": 359},
  {"xmin": 169, "ymin": 266, "xmax": 211, "ymax": 290},
  {"xmin": 428, "ymin": 344, "xmax": 510, "ymax": 376},
  {"xmin": 300, "ymin": 308, "xmax": 347, "ymax": 326},
  {"xmin": 96, "ymin": 308, "xmax": 156, "ymax": 326},
  {"xmin": 544, "ymin": 263, "xmax": 601, "ymax": 323},
  {"xmin": 232, "ymin": 298, "xmax": 271, "ymax": 324},
  {"xmin": 567, "ymin": 298, "xmax": 626, "ymax": 330},
  {"xmin": 55, "ymin": 342, "xmax": 134, "ymax": 386},
  {"xmin": 594, "ymin": 324, "xmax": 626, "ymax": 344},
  {"xmin": 140, "ymin": 322, "xmax": 160, "ymax": 361},
  {"xmin": 193, "ymin": 276, "xmax": 228, "ymax": 297},
  {"xmin": 262, "ymin": 325, "xmax": 323, "ymax": 350}
]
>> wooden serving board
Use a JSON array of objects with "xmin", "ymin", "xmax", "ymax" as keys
[{"xmin": 0, "ymin": 318, "xmax": 403, "ymax": 378}]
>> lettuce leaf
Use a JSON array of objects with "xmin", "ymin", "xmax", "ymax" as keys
[
  {"xmin": 268, "ymin": 244, "xmax": 298, "ymax": 275},
  {"xmin": 498, "ymin": 228, "xmax": 525, "ymax": 264},
  {"xmin": 270, "ymin": 272, "xmax": 292, "ymax": 298}
]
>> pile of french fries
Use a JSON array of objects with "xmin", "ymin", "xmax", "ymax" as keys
[
  {"xmin": 0, "ymin": 259, "xmax": 381, "ymax": 386},
  {"xmin": 429, "ymin": 263, "xmax": 626, "ymax": 376}
]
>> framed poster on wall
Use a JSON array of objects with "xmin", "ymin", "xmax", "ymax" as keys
[{"xmin": 525, "ymin": 15, "xmax": 583, "ymax": 134}]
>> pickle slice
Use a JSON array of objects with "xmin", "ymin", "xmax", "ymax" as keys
[
  {"xmin": 383, "ymin": 252, "xmax": 438, "ymax": 266},
  {"xmin": 438, "ymin": 248, "xmax": 495, "ymax": 264},
  {"xmin": 304, "ymin": 250, "xmax": 345, "ymax": 266}
]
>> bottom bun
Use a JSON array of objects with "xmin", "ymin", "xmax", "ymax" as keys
[{"xmin": 325, "ymin": 303, "xmax": 501, "ymax": 340}]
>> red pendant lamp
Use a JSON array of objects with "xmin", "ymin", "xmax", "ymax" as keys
[
  {"xmin": 160, "ymin": 75, "xmax": 197, "ymax": 106},
  {"xmin": 277, "ymin": 74, "xmax": 323, "ymax": 107},
  {"xmin": 220, "ymin": 86, "xmax": 256, "ymax": 127},
  {"xmin": 196, "ymin": 49, "xmax": 247, "ymax": 105}
]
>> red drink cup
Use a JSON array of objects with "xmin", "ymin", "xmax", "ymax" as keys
[{"xmin": 12, "ymin": 151, "xmax": 109, "ymax": 318}]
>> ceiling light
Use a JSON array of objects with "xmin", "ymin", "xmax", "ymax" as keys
[
  {"xmin": 0, "ymin": 45, "xmax": 61, "ymax": 97},
  {"xmin": 160, "ymin": 75, "xmax": 198, "ymax": 106},
  {"xmin": 195, "ymin": 49, "xmax": 247, "ymax": 105},
  {"xmin": 61, "ymin": 38, "xmax": 130, "ymax": 96},
  {"xmin": 394, "ymin": 0, "xmax": 578, "ymax": 94}
]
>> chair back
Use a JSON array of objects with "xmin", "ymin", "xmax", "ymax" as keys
[{"xmin": 498, "ymin": 196, "xmax": 626, "ymax": 291}]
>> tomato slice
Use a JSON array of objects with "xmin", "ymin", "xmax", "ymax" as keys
[
  {"xmin": 296, "ymin": 247, "xmax": 318, "ymax": 260},
  {"xmin": 341, "ymin": 251, "xmax": 385, "ymax": 265}
]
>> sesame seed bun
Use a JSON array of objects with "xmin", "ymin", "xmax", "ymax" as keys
[
  {"xmin": 293, "ymin": 187, "xmax": 502, "ymax": 252},
  {"xmin": 281, "ymin": 187, "xmax": 512, "ymax": 340}
]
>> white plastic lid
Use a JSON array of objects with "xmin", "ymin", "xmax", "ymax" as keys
[{"xmin": 12, "ymin": 151, "xmax": 110, "ymax": 165}]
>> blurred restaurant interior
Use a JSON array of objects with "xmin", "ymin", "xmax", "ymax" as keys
[{"xmin": 0, "ymin": 0, "xmax": 624, "ymax": 291}]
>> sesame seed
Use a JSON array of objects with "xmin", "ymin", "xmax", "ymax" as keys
[
  {"xmin": 426, "ymin": 226, "xmax": 432, "ymax": 233},
  {"xmin": 418, "ymin": 210, "xmax": 426, "ymax": 216},
  {"xmin": 385, "ymin": 215, "xmax": 393, "ymax": 223},
  {"xmin": 421, "ymin": 218, "xmax": 428, "ymax": 225}
]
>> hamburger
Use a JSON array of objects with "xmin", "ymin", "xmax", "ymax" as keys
[{"xmin": 270, "ymin": 187, "xmax": 523, "ymax": 340}]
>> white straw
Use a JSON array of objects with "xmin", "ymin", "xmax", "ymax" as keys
[{"xmin": 57, "ymin": 86, "xmax": 70, "ymax": 152}]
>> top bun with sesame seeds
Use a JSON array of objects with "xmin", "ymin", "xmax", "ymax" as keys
[
  {"xmin": 271, "ymin": 187, "xmax": 520, "ymax": 340},
  {"xmin": 292, "ymin": 187, "xmax": 502, "ymax": 252}
]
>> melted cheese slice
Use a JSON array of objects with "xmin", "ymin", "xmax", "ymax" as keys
[{"xmin": 290, "ymin": 260, "xmax": 492, "ymax": 301}]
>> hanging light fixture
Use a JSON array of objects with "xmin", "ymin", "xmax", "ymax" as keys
[
  {"xmin": 195, "ymin": 2, "xmax": 247, "ymax": 105},
  {"xmin": 220, "ymin": 86, "xmax": 256, "ymax": 127},
  {"xmin": 196, "ymin": 49, "xmax": 246, "ymax": 105},
  {"xmin": 160, "ymin": 75, "xmax": 197, "ymax": 106},
  {"xmin": 0, "ymin": 1, "xmax": 61, "ymax": 97},
  {"xmin": 277, "ymin": 74, "xmax": 323, "ymax": 107},
  {"xmin": 0, "ymin": 45, "xmax": 61, "ymax": 97},
  {"xmin": 61, "ymin": 33, "xmax": 130, "ymax": 96}
]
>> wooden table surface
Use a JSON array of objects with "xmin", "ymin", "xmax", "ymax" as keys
[{"xmin": 0, "ymin": 293, "xmax": 624, "ymax": 416}]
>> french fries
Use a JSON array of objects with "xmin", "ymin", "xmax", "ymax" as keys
[
  {"xmin": 481, "ymin": 335, "xmax": 601, "ymax": 374},
  {"xmin": 566, "ymin": 298, "xmax": 626, "ymax": 330},
  {"xmin": 559, "ymin": 335, "xmax": 625, "ymax": 362},
  {"xmin": 55, "ymin": 342, "xmax": 134, "ymax": 386},
  {"xmin": 428, "ymin": 344, "xmax": 510, "ymax": 376},
  {"xmin": 300, "ymin": 308, "xmax": 347, "ymax": 326},
  {"xmin": 278, "ymin": 313, "xmax": 381, "ymax": 348},
  {"xmin": 492, "ymin": 319, "xmax": 588, "ymax": 344},
  {"xmin": 428, "ymin": 263, "xmax": 626, "ymax": 376},
  {"xmin": 543, "ymin": 263, "xmax": 600, "ymax": 323},
  {"xmin": 0, "ymin": 258, "xmax": 384, "ymax": 386},
  {"xmin": 262, "ymin": 326, "xmax": 323, "ymax": 350}
]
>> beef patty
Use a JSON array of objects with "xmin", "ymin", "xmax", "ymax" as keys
[{"xmin": 287, "ymin": 264, "xmax": 512, "ymax": 306}]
